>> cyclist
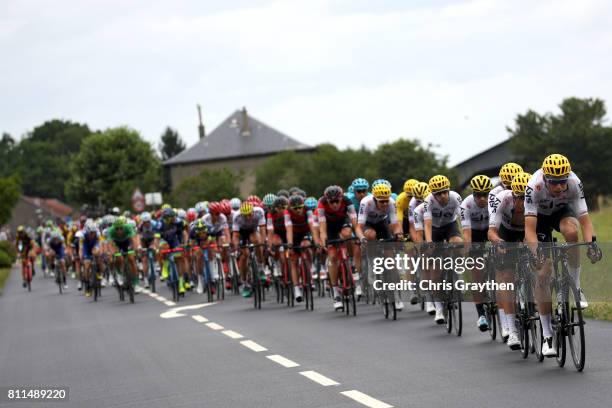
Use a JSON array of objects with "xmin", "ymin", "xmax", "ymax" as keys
[
  {"xmin": 262, "ymin": 193, "xmax": 277, "ymax": 213},
  {"xmin": 15, "ymin": 226, "xmax": 37, "ymax": 288},
  {"xmin": 488, "ymin": 172, "xmax": 531, "ymax": 350},
  {"xmin": 137, "ymin": 212, "xmax": 157, "ymax": 289},
  {"xmin": 461, "ymin": 175, "xmax": 493, "ymax": 332},
  {"xmin": 524, "ymin": 154, "xmax": 601, "ymax": 357},
  {"xmin": 285, "ymin": 195, "xmax": 317, "ymax": 302},
  {"xmin": 67, "ymin": 224, "xmax": 83, "ymax": 290},
  {"xmin": 155, "ymin": 208, "xmax": 189, "ymax": 295},
  {"xmin": 189, "ymin": 219, "xmax": 216, "ymax": 294},
  {"xmin": 356, "ymin": 183, "xmax": 404, "ymax": 309},
  {"xmin": 46, "ymin": 228, "xmax": 68, "ymax": 289},
  {"xmin": 396, "ymin": 179, "xmax": 418, "ymax": 239},
  {"xmin": 80, "ymin": 220, "xmax": 103, "ymax": 297},
  {"xmin": 267, "ymin": 196, "xmax": 289, "ymax": 281},
  {"xmin": 232, "ymin": 201, "xmax": 266, "ymax": 298},
  {"xmin": 412, "ymin": 185, "xmax": 436, "ymax": 315},
  {"xmin": 230, "ymin": 198, "xmax": 241, "ymax": 212},
  {"xmin": 407, "ymin": 182, "xmax": 429, "ymax": 242},
  {"xmin": 317, "ymin": 185, "xmax": 358, "ymax": 310},
  {"xmin": 202, "ymin": 202, "xmax": 231, "ymax": 289},
  {"xmin": 106, "ymin": 216, "xmax": 140, "ymax": 291},
  {"xmin": 423, "ymin": 175, "xmax": 463, "ymax": 324}
]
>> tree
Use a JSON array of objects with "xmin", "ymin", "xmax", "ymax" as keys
[
  {"xmin": 159, "ymin": 127, "xmax": 186, "ymax": 161},
  {"xmin": 0, "ymin": 175, "xmax": 21, "ymax": 225},
  {"xmin": 372, "ymin": 139, "xmax": 455, "ymax": 191},
  {"xmin": 170, "ymin": 168, "xmax": 242, "ymax": 208},
  {"xmin": 66, "ymin": 127, "xmax": 162, "ymax": 209},
  {"xmin": 507, "ymin": 97, "xmax": 612, "ymax": 209},
  {"xmin": 0, "ymin": 133, "xmax": 16, "ymax": 177},
  {"xmin": 16, "ymin": 120, "xmax": 92, "ymax": 199}
]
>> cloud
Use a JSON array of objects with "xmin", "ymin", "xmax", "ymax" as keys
[{"xmin": 1, "ymin": 0, "xmax": 611, "ymax": 165}]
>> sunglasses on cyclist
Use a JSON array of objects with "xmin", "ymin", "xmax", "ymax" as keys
[
  {"xmin": 329, "ymin": 199, "xmax": 340, "ymax": 204},
  {"xmin": 433, "ymin": 191, "xmax": 447, "ymax": 197},
  {"xmin": 513, "ymin": 194, "xmax": 525, "ymax": 200},
  {"xmin": 291, "ymin": 205, "xmax": 305, "ymax": 210},
  {"xmin": 473, "ymin": 192, "xmax": 488, "ymax": 199},
  {"xmin": 545, "ymin": 177, "xmax": 568, "ymax": 185},
  {"xmin": 377, "ymin": 199, "xmax": 390, "ymax": 204},
  {"xmin": 354, "ymin": 189, "xmax": 367, "ymax": 194}
]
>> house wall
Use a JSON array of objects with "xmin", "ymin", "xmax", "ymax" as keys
[{"xmin": 2, "ymin": 198, "xmax": 66, "ymax": 232}]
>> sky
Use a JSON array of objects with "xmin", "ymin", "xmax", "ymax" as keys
[{"xmin": 2, "ymin": 0, "xmax": 611, "ymax": 165}]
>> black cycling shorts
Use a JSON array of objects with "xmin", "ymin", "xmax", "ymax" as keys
[
  {"xmin": 364, "ymin": 221, "xmax": 391, "ymax": 240},
  {"xmin": 326, "ymin": 217, "xmax": 352, "ymax": 240},
  {"xmin": 535, "ymin": 205, "xmax": 576, "ymax": 242},
  {"xmin": 432, "ymin": 221, "xmax": 462, "ymax": 243}
]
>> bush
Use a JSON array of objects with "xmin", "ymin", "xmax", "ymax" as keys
[
  {"xmin": 0, "ymin": 250, "xmax": 12, "ymax": 268},
  {"xmin": 0, "ymin": 240, "xmax": 16, "ymax": 264}
]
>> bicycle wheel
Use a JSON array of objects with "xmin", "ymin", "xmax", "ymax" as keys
[
  {"xmin": 488, "ymin": 303, "xmax": 497, "ymax": 340},
  {"xmin": 567, "ymin": 283, "xmax": 586, "ymax": 371},
  {"xmin": 383, "ymin": 298, "xmax": 389, "ymax": 319},
  {"xmin": 445, "ymin": 301, "xmax": 452, "ymax": 334},
  {"xmin": 453, "ymin": 291, "xmax": 462, "ymax": 336},
  {"xmin": 251, "ymin": 257, "xmax": 261, "ymax": 309},
  {"xmin": 531, "ymin": 312, "xmax": 544, "ymax": 362},
  {"xmin": 554, "ymin": 303, "xmax": 567, "ymax": 367}
]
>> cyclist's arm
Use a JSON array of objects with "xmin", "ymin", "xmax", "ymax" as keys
[
  {"xmin": 524, "ymin": 216, "xmax": 538, "ymax": 254},
  {"xmin": 424, "ymin": 218, "xmax": 433, "ymax": 243},
  {"xmin": 578, "ymin": 213, "xmax": 594, "ymax": 243}
]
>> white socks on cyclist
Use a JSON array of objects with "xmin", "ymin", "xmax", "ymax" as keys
[
  {"xmin": 333, "ymin": 286, "xmax": 341, "ymax": 298},
  {"xmin": 499, "ymin": 309, "xmax": 507, "ymax": 332},
  {"xmin": 541, "ymin": 313, "xmax": 553, "ymax": 338},
  {"xmin": 568, "ymin": 265, "xmax": 581, "ymax": 289},
  {"xmin": 505, "ymin": 313, "xmax": 516, "ymax": 334}
]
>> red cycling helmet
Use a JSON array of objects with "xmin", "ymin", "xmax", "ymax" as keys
[
  {"xmin": 208, "ymin": 201, "xmax": 222, "ymax": 215},
  {"xmin": 220, "ymin": 201, "xmax": 232, "ymax": 216},
  {"xmin": 186, "ymin": 209, "xmax": 197, "ymax": 223}
]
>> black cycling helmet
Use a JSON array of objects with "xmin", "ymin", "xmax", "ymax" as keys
[
  {"xmin": 289, "ymin": 195, "xmax": 304, "ymax": 208},
  {"xmin": 324, "ymin": 185, "xmax": 343, "ymax": 201},
  {"xmin": 161, "ymin": 207, "xmax": 175, "ymax": 219},
  {"xmin": 276, "ymin": 189, "xmax": 290, "ymax": 198},
  {"xmin": 273, "ymin": 196, "xmax": 289, "ymax": 209},
  {"xmin": 296, "ymin": 188, "xmax": 307, "ymax": 197}
]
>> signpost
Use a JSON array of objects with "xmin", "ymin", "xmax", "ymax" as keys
[{"xmin": 132, "ymin": 188, "xmax": 145, "ymax": 213}]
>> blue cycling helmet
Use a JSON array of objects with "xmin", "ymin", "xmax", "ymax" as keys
[
  {"xmin": 345, "ymin": 191, "xmax": 355, "ymax": 202},
  {"xmin": 371, "ymin": 179, "xmax": 392, "ymax": 190},
  {"xmin": 351, "ymin": 178, "xmax": 369, "ymax": 191},
  {"xmin": 391, "ymin": 193, "xmax": 398, "ymax": 201},
  {"xmin": 347, "ymin": 185, "xmax": 354, "ymax": 194},
  {"xmin": 305, "ymin": 196, "xmax": 318, "ymax": 211}
]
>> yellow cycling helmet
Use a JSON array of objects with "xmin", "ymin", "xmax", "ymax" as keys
[
  {"xmin": 403, "ymin": 179, "xmax": 419, "ymax": 195},
  {"xmin": 161, "ymin": 203, "xmax": 171, "ymax": 210},
  {"xmin": 499, "ymin": 163, "xmax": 523, "ymax": 186},
  {"xmin": 372, "ymin": 184, "xmax": 392, "ymax": 199},
  {"xmin": 470, "ymin": 175, "xmax": 493, "ymax": 193},
  {"xmin": 17, "ymin": 225, "xmax": 25, "ymax": 232},
  {"xmin": 240, "ymin": 202, "xmax": 254, "ymax": 216},
  {"xmin": 428, "ymin": 175, "xmax": 450, "ymax": 193},
  {"xmin": 511, "ymin": 172, "xmax": 532, "ymax": 196},
  {"xmin": 412, "ymin": 182, "xmax": 430, "ymax": 200},
  {"xmin": 542, "ymin": 154, "xmax": 571, "ymax": 178}
]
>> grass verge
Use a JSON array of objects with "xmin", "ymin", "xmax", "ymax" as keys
[{"xmin": 0, "ymin": 267, "xmax": 11, "ymax": 295}]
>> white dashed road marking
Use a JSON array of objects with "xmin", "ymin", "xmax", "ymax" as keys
[
  {"xmin": 191, "ymin": 315, "xmax": 208, "ymax": 323},
  {"xmin": 164, "ymin": 301, "xmax": 176, "ymax": 306},
  {"xmin": 299, "ymin": 371, "xmax": 339, "ymax": 386},
  {"xmin": 340, "ymin": 390, "xmax": 393, "ymax": 408},
  {"xmin": 206, "ymin": 322, "xmax": 224, "ymax": 330},
  {"xmin": 240, "ymin": 340, "xmax": 268, "ymax": 352},
  {"xmin": 266, "ymin": 354, "xmax": 300, "ymax": 368},
  {"xmin": 222, "ymin": 330, "xmax": 244, "ymax": 339}
]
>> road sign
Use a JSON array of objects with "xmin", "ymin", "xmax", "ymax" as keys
[
  {"xmin": 132, "ymin": 188, "xmax": 145, "ymax": 212},
  {"xmin": 145, "ymin": 192, "xmax": 163, "ymax": 206}
]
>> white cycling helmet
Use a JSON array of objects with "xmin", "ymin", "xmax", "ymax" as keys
[
  {"xmin": 230, "ymin": 198, "xmax": 241, "ymax": 210},
  {"xmin": 141, "ymin": 212, "xmax": 152, "ymax": 223},
  {"xmin": 195, "ymin": 202, "xmax": 205, "ymax": 213},
  {"xmin": 177, "ymin": 209, "xmax": 187, "ymax": 220}
]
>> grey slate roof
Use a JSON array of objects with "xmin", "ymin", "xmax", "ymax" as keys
[{"xmin": 164, "ymin": 108, "xmax": 313, "ymax": 165}]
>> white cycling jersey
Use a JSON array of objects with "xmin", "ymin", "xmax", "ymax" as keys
[
  {"xmin": 489, "ymin": 189, "xmax": 524, "ymax": 231},
  {"xmin": 524, "ymin": 169, "xmax": 588, "ymax": 217},
  {"xmin": 408, "ymin": 196, "xmax": 426, "ymax": 224},
  {"xmin": 357, "ymin": 195, "xmax": 398, "ymax": 225},
  {"xmin": 413, "ymin": 202, "xmax": 426, "ymax": 231},
  {"xmin": 488, "ymin": 184, "xmax": 507, "ymax": 219},
  {"xmin": 423, "ymin": 191, "xmax": 462, "ymax": 228},
  {"xmin": 460, "ymin": 194, "xmax": 489, "ymax": 231},
  {"xmin": 232, "ymin": 207, "xmax": 265, "ymax": 232},
  {"xmin": 202, "ymin": 213, "xmax": 228, "ymax": 235}
]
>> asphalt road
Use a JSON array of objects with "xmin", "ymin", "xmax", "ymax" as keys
[{"xmin": 1, "ymin": 267, "xmax": 612, "ymax": 408}]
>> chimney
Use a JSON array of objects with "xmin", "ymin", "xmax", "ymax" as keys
[
  {"xmin": 197, "ymin": 104, "xmax": 205, "ymax": 139},
  {"xmin": 240, "ymin": 106, "xmax": 251, "ymax": 136}
]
